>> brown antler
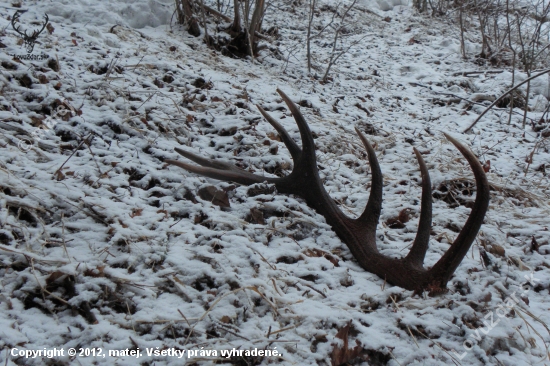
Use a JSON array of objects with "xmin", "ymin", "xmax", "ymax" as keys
[{"xmin": 166, "ymin": 89, "xmax": 490, "ymax": 293}]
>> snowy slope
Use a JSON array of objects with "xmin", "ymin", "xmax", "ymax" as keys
[{"xmin": 0, "ymin": 0, "xmax": 549, "ymax": 365}]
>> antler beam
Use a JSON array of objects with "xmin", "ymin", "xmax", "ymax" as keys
[{"xmin": 166, "ymin": 89, "xmax": 490, "ymax": 293}]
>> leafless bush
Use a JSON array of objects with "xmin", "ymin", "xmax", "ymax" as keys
[
  {"xmin": 174, "ymin": 0, "xmax": 270, "ymax": 58},
  {"xmin": 305, "ymin": 0, "xmax": 366, "ymax": 82}
]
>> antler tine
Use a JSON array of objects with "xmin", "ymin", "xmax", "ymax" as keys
[
  {"xmin": 167, "ymin": 145, "xmax": 286, "ymax": 185},
  {"xmin": 165, "ymin": 157, "xmax": 273, "ymax": 186},
  {"xmin": 404, "ymin": 148, "xmax": 433, "ymax": 268},
  {"xmin": 174, "ymin": 147, "xmax": 239, "ymax": 170},
  {"xmin": 256, "ymin": 105, "xmax": 302, "ymax": 160},
  {"xmin": 354, "ymin": 127, "xmax": 383, "ymax": 250},
  {"xmin": 428, "ymin": 134, "xmax": 490, "ymax": 286},
  {"xmin": 276, "ymin": 89, "xmax": 316, "ymax": 162}
]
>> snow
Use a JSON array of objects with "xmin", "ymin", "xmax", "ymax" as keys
[{"xmin": 0, "ymin": 0, "xmax": 549, "ymax": 365}]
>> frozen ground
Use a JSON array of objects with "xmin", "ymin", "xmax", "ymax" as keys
[{"xmin": 0, "ymin": 0, "xmax": 549, "ymax": 365}]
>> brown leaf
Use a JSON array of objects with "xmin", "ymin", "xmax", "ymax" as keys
[
  {"xmin": 30, "ymin": 116, "xmax": 45, "ymax": 127},
  {"xmin": 483, "ymin": 160, "xmax": 491, "ymax": 173},
  {"xmin": 247, "ymin": 207, "xmax": 265, "ymax": 224},
  {"xmin": 397, "ymin": 208, "xmax": 410, "ymax": 224},
  {"xmin": 46, "ymin": 23, "xmax": 55, "ymax": 34},
  {"xmin": 266, "ymin": 131, "xmax": 281, "ymax": 142},
  {"xmin": 331, "ymin": 321, "xmax": 363, "ymax": 366},
  {"xmin": 72, "ymin": 39, "xmax": 78, "ymax": 46},
  {"xmin": 46, "ymin": 271, "xmax": 68, "ymax": 285},
  {"xmin": 84, "ymin": 266, "xmax": 105, "ymax": 277},
  {"xmin": 220, "ymin": 315, "xmax": 232, "ymax": 324},
  {"xmin": 386, "ymin": 208, "xmax": 411, "ymax": 229},
  {"xmin": 198, "ymin": 186, "xmax": 230, "ymax": 208},
  {"xmin": 130, "ymin": 208, "xmax": 143, "ymax": 218},
  {"xmin": 303, "ymin": 248, "xmax": 339, "ymax": 267},
  {"xmin": 482, "ymin": 292, "xmax": 492, "ymax": 303},
  {"xmin": 38, "ymin": 74, "xmax": 48, "ymax": 84},
  {"xmin": 488, "ymin": 244, "xmax": 505, "ymax": 257},
  {"xmin": 55, "ymin": 170, "xmax": 65, "ymax": 181}
]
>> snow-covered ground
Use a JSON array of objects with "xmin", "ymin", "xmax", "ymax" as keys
[{"xmin": 0, "ymin": 0, "xmax": 549, "ymax": 365}]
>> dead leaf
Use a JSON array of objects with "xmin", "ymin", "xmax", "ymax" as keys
[
  {"xmin": 398, "ymin": 208, "xmax": 410, "ymax": 224},
  {"xmin": 303, "ymin": 248, "xmax": 339, "ymax": 267},
  {"xmin": 220, "ymin": 315, "xmax": 232, "ymax": 324},
  {"xmin": 246, "ymin": 208, "xmax": 265, "ymax": 224},
  {"xmin": 130, "ymin": 208, "xmax": 143, "ymax": 218},
  {"xmin": 331, "ymin": 321, "xmax": 363, "ymax": 366},
  {"xmin": 386, "ymin": 208, "xmax": 410, "ymax": 229},
  {"xmin": 55, "ymin": 170, "xmax": 65, "ymax": 181},
  {"xmin": 30, "ymin": 116, "xmax": 45, "ymax": 127},
  {"xmin": 266, "ymin": 131, "xmax": 281, "ymax": 142},
  {"xmin": 483, "ymin": 160, "xmax": 491, "ymax": 173},
  {"xmin": 198, "ymin": 186, "xmax": 230, "ymax": 208},
  {"xmin": 488, "ymin": 244, "xmax": 505, "ymax": 257},
  {"xmin": 84, "ymin": 266, "xmax": 105, "ymax": 277},
  {"xmin": 46, "ymin": 271, "xmax": 68, "ymax": 285}
]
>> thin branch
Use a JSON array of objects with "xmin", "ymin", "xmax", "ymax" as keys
[{"xmin": 463, "ymin": 67, "xmax": 550, "ymax": 133}]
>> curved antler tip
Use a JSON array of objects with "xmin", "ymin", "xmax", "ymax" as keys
[
  {"xmin": 354, "ymin": 127, "xmax": 373, "ymax": 150},
  {"xmin": 276, "ymin": 88, "xmax": 292, "ymax": 102},
  {"xmin": 442, "ymin": 133, "xmax": 473, "ymax": 157},
  {"xmin": 354, "ymin": 126, "xmax": 369, "ymax": 142},
  {"xmin": 164, "ymin": 159, "xmax": 179, "ymax": 166},
  {"xmin": 412, "ymin": 147, "xmax": 421, "ymax": 158},
  {"xmin": 442, "ymin": 133, "xmax": 459, "ymax": 145},
  {"xmin": 173, "ymin": 147, "xmax": 187, "ymax": 155}
]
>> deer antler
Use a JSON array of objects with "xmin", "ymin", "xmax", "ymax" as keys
[{"xmin": 166, "ymin": 89, "xmax": 490, "ymax": 293}]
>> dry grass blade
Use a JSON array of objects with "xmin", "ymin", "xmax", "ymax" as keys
[
  {"xmin": 184, "ymin": 286, "xmax": 279, "ymax": 346},
  {"xmin": 514, "ymin": 307, "xmax": 550, "ymax": 362}
]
